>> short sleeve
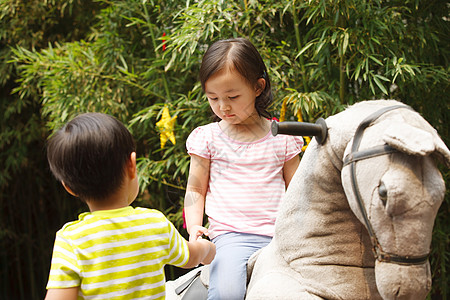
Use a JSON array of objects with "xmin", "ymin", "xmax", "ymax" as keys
[
  {"xmin": 186, "ymin": 125, "xmax": 212, "ymax": 159},
  {"xmin": 165, "ymin": 217, "xmax": 190, "ymax": 267},
  {"xmin": 285, "ymin": 135, "xmax": 304, "ymax": 161},
  {"xmin": 46, "ymin": 232, "xmax": 81, "ymax": 289}
]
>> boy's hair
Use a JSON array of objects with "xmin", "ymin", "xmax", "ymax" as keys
[
  {"xmin": 199, "ymin": 37, "xmax": 272, "ymax": 120},
  {"xmin": 47, "ymin": 113, "xmax": 136, "ymax": 201}
]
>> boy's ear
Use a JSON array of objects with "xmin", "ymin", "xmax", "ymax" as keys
[
  {"xmin": 62, "ymin": 181, "xmax": 77, "ymax": 197},
  {"xmin": 127, "ymin": 152, "xmax": 137, "ymax": 180},
  {"xmin": 255, "ymin": 78, "xmax": 266, "ymax": 97}
]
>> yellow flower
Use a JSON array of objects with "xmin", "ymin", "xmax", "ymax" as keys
[
  {"xmin": 296, "ymin": 108, "xmax": 310, "ymax": 152},
  {"xmin": 279, "ymin": 97, "xmax": 288, "ymax": 122},
  {"xmin": 278, "ymin": 100, "xmax": 309, "ymax": 151},
  {"xmin": 156, "ymin": 106, "xmax": 177, "ymax": 148},
  {"xmin": 302, "ymin": 136, "xmax": 311, "ymax": 152}
]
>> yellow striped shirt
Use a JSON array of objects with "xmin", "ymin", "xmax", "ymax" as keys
[{"xmin": 47, "ymin": 206, "xmax": 189, "ymax": 299}]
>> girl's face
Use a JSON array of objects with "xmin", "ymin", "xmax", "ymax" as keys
[{"xmin": 205, "ymin": 67, "xmax": 264, "ymax": 125}]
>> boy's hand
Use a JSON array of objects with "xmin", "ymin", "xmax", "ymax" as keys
[
  {"xmin": 200, "ymin": 239, "xmax": 216, "ymax": 265},
  {"xmin": 189, "ymin": 225, "xmax": 209, "ymax": 242},
  {"xmin": 184, "ymin": 236, "xmax": 216, "ymax": 268}
]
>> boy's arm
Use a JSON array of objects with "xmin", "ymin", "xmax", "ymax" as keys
[
  {"xmin": 45, "ymin": 287, "xmax": 78, "ymax": 300},
  {"xmin": 283, "ymin": 155, "xmax": 300, "ymax": 188},
  {"xmin": 184, "ymin": 154, "xmax": 210, "ymax": 241},
  {"xmin": 183, "ymin": 238, "xmax": 216, "ymax": 268}
]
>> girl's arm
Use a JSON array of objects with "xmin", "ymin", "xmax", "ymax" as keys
[
  {"xmin": 184, "ymin": 154, "xmax": 210, "ymax": 241},
  {"xmin": 45, "ymin": 287, "xmax": 78, "ymax": 300},
  {"xmin": 283, "ymin": 155, "xmax": 300, "ymax": 188}
]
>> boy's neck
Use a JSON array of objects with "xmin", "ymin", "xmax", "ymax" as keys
[
  {"xmin": 85, "ymin": 189, "xmax": 132, "ymax": 212},
  {"xmin": 87, "ymin": 201, "xmax": 130, "ymax": 212}
]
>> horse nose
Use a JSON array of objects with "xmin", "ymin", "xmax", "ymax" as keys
[{"xmin": 375, "ymin": 260, "xmax": 431, "ymax": 300}]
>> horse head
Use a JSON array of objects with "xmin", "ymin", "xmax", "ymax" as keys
[{"xmin": 340, "ymin": 105, "xmax": 450, "ymax": 299}]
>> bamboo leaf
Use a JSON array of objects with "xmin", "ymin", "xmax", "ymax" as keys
[{"xmin": 373, "ymin": 75, "xmax": 388, "ymax": 95}]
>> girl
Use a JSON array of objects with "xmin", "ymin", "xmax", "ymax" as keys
[{"xmin": 184, "ymin": 38, "xmax": 303, "ymax": 299}]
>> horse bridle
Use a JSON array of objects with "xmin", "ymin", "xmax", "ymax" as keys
[{"xmin": 343, "ymin": 105, "xmax": 429, "ymax": 265}]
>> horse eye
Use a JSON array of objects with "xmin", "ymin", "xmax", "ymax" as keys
[{"xmin": 378, "ymin": 181, "xmax": 388, "ymax": 206}]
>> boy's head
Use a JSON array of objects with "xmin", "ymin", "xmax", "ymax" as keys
[{"xmin": 47, "ymin": 113, "xmax": 136, "ymax": 202}]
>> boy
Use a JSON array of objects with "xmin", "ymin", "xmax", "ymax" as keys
[{"xmin": 45, "ymin": 113, "xmax": 215, "ymax": 300}]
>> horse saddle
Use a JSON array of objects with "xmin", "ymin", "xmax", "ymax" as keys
[{"xmin": 170, "ymin": 266, "xmax": 208, "ymax": 300}]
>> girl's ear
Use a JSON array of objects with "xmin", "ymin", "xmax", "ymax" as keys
[{"xmin": 255, "ymin": 78, "xmax": 266, "ymax": 97}]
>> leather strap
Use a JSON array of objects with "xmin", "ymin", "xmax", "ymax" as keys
[
  {"xmin": 343, "ymin": 144, "xmax": 397, "ymax": 166},
  {"xmin": 377, "ymin": 250, "xmax": 429, "ymax": 265},
  {"xmin": 345, "ymin": 104, "xmax": 429, "ymax": 265}
]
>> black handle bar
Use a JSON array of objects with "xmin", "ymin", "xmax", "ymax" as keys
[{"xmin": 271, "ymin": 118, "xmax": 328, "ymax": 145}]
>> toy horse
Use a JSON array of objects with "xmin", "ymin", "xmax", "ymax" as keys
[
  {"xmin": 246, "ymin": 100, "xmax": 449, "ymax": 299},
  {"xmin": 166, "ymin": 100, "xmax": 449, "ymax": 300}
]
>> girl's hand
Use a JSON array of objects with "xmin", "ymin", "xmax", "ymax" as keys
[{"xmin": 189, "ymin": 225, "xmax": 209, "ymax": 242}]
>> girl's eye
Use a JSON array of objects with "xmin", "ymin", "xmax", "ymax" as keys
[
  {"xmin": 208, "ymin": 97, "xmax": 218, "ymax": 101},
  {"xmin": 229, "ymin": 96, "xmax": 239, "ymax": 100}
]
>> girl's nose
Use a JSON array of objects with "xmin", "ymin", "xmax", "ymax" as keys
[{"xmin": 219, "ymin": 100, "xmax": 231, "ymax": 112}]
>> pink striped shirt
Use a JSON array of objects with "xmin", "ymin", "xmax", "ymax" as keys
[{"xmin": 186, "ymin": 122, "xmax": 303, "ymax": 239}]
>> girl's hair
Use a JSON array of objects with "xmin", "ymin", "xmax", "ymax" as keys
[
  {"xmin": 47, "ymin": 113, "xmax": 136, "ymax": 202},
  {"xmin": 199, "ymin": 38, "xmax": 272, "ymax": 120}
]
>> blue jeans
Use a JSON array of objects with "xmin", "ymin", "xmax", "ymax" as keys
[{"xmin": 207, "ymin": 232, "xmax": 272, "ymax": 300}]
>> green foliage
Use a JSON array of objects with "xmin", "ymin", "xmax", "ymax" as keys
[{"xmin": 1, "ymin": 0, "xmax": 448, "ymax": 299}]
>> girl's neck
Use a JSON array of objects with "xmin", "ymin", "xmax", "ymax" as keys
[{"xmin": 219, "ymin": 115, "xmax": 271, "ymax": 143}]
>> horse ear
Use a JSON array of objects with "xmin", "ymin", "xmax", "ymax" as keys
[
  {"xmin": 383, "ymin": 122, "xmax": 450, "ymax": 167},
  {"xmin": 432, "ymin": 135, "xmax": 450, "ymax": 168}
]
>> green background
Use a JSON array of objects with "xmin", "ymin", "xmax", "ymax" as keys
[{"xmin": 0, "ymin": 0, "xmax": 448, "ymax": 299}]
